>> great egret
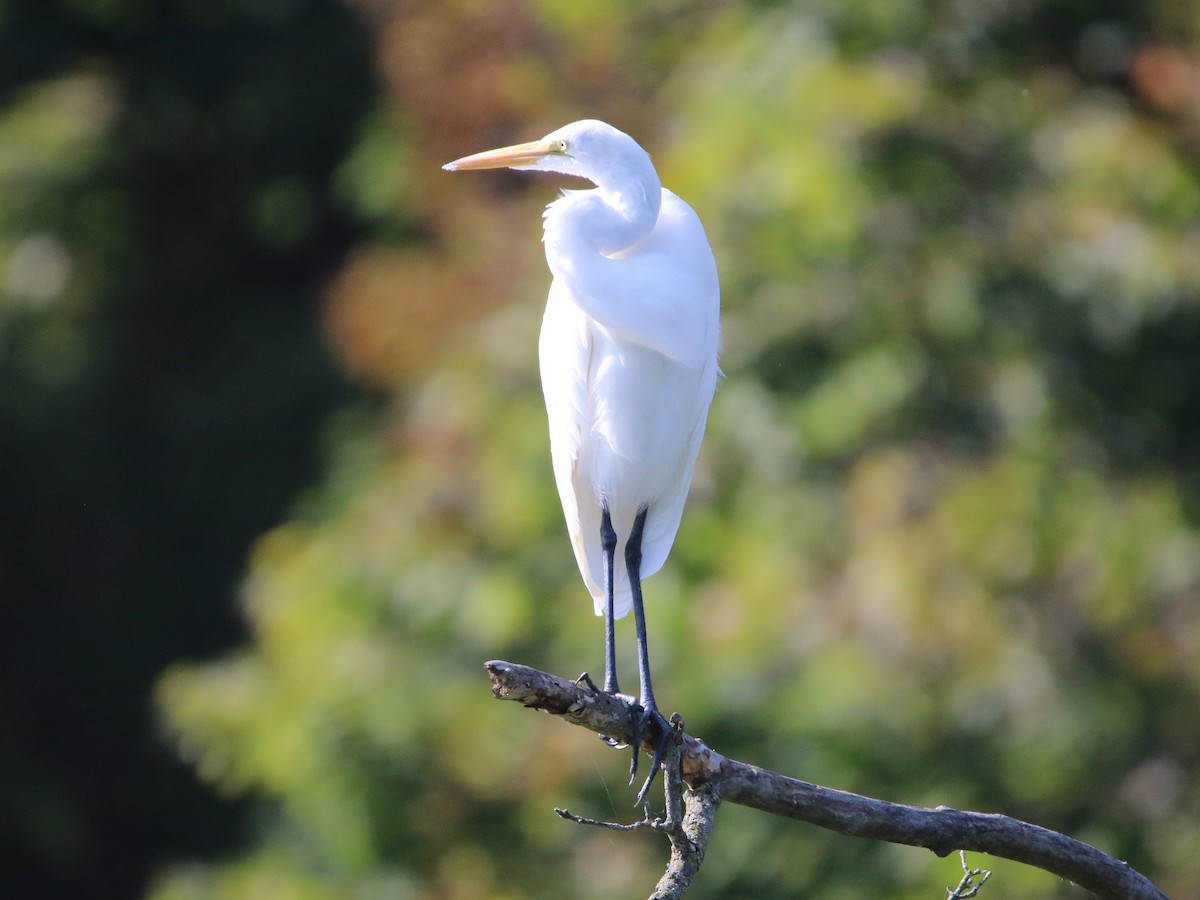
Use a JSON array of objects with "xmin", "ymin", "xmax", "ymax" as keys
[{"xmin": 444, "ymin": 120, "xmax": 720, "ymax": 801}]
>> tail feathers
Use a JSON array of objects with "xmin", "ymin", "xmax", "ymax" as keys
[
  {"xmin": 591, "ymin": 581, "xmax": 634, "ymax": 620},
  {"xmin": 581, "ymin": 533, "xmax": 666, "ymax": 621}
]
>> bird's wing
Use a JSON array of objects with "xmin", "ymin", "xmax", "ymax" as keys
[
  {"xmin": 630, "ymin": 193, "xmax": 721, "ymax": 578},
  {"xmin": 638, "ymin": 339, "xmax": 721, "ymax": 581},
  {"xmin": 539, "ymin": 279, "xmax": 632, "ymax": 616}
]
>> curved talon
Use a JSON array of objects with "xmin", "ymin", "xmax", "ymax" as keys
[
  {"xmin": 576, "ymin": 672, "xmax": 601, "ymax": 692},
  {"xmin": 629, "ymin": 703, "xmax": 671, "ymax": 806},
  {"xmin": 627, "ymin": 702, "xmax": 644, "ymax": 783}
]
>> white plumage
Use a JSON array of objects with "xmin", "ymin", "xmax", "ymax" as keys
[
  {"xmin": 444, "ymin": 120, "xmax": 720, "ymax": 798},
  {"xmin": 538, "ymin": 159, "xmax": 720, "ymax": 618}
]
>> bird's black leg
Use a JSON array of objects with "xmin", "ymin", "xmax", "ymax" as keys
[
  {"xmin": 600, "ymin": 506, "xmax": 620, "ymax": 695},
  {"xmin": 590, "ymin": 506, "xmax": 632, "ymax": 752},
  {"xmin": 625, "ymin": 507, "xmax": 670, "ymax": 805}
]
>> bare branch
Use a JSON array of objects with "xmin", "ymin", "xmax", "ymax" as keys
[
  {"xmin": 485, "ymin": 660, "xmax": 1168, "ymax": 900},
  {"xmin": 650, "ymin": 781, "xmax": 719, "ymax": 900},
  {"xmin": 648, "ymin": 716, "xmax": 719, "ymax": 900}
]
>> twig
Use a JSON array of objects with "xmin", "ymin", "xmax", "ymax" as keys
[
  {"xmin": 554, "ymin": 806, "xmax": 661, "ymax": 832},
  {"xmin": 485, "ymin": 660, "xmax": 1168, "ymax": 900},
  {"xmin": 947, "ymin": 850, "xmax": 992, "ymax": 898}
]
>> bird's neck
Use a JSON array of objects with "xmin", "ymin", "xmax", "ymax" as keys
[{"xmin": 544, "ymin": 167, "xmax": 661, "ymax": 258}]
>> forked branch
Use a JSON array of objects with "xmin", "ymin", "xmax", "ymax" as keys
[{"xmin": 485, "ymin": 660, "xmax": 1167, "ymax": 900}]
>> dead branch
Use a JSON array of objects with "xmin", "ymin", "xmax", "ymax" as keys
[{"xmin": 485, "ymin": 659, "xmax": 1167, "ymax": 900}]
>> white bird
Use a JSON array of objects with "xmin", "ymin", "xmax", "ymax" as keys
[{"xmin": 444, "ymin": 120, "xmax": 720, "ymax": 800}]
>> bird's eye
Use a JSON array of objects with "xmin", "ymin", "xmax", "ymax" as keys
[{"xmin": 550, "ymin": 139, "xmax": 569, "ymax": 155}]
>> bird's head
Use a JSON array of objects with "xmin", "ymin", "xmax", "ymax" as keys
[{"xmin": 443, "ymin": 119, "xmax": 654, "ymax": 190}]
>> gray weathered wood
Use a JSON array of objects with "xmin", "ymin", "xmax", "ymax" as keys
[{"xmin": 486, "ymin": 660, "xmax": 1167, "ymax": 900}]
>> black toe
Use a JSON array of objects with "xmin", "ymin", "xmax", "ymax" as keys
[{"xmin": 629, "ymin": 702, "xmax": 671, "ymax": 805}]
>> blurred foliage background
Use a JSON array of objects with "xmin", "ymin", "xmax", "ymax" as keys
[{"xmin": 2, "ymin": 0, "xmax": 1199, "ymax": 897}]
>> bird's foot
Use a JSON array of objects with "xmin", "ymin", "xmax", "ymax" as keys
[
  {"xmin": 576, "ymin": 673, "xmax": 672, "ymax": 790},
  {"xmin": 628, "ymin": 700, "xmax": 671, "ymax": 806}
]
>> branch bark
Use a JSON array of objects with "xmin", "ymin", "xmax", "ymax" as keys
[{"xmin": 485, "ymin": 659, "xmax": 1167, "ymax": 900}]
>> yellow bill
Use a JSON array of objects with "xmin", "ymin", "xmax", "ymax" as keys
[{"xmin": 443, "ymin": 138, "xmax": 567, "ymax": 171}]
